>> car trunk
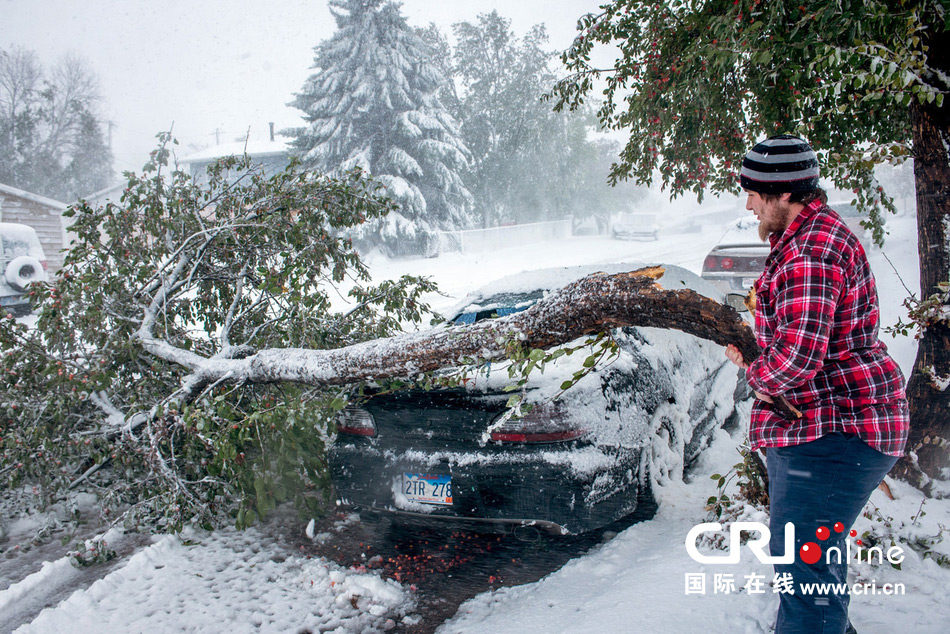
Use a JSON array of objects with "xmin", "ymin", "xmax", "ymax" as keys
[{"xmin": 363, "ymin": 388, "xmax": 510, "ymax": 448}]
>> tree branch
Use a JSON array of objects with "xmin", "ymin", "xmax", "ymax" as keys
[{"xmin": 156, "ymin": 266, "xmax": 758, "ymax": 388}]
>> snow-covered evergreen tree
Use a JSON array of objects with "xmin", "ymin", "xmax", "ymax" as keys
[
  {"xmin": 289, "ymin": 0, "xmax": 472, "ymax": 255},
  {"xmin": 437, "ymin": 12, "xmax": 634, "ymax": 230}
]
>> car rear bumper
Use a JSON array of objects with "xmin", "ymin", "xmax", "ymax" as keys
[
  {"xmin": 0, "ymin": 293, "xmax": 31, "ymax": 316},
  {"xmin": 355, "ymin": 505, "xmax": 570, "ymax": 535},
  {"xmin": 700, "ymin": 275, "xmax": 755, "ymax": 311},
  {"xmin": 328, "ymin": 440, "xmax": 642, "ymax": 535},
  {"xmin": 612, "ymin": 229, "xmax": 658, "ymax": 240},
  {"xmin": 701, "ymin": 273, "xmax": 755, "ymax": 293}
]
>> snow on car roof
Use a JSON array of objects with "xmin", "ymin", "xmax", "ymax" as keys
[
  {"xmin": 446, "ymin": 262, "xmax": 725, "ymax": 318},
  {"xmin": 714, "ymin": 215, "xmax": 762, "ymax": 246},
  {"xmin": 0, "ymin": 222, "xmax": 46, "ymax": 258},
  {"xmin": 1, "ymin": 222, "xmax": 42, "ymax": 242}
]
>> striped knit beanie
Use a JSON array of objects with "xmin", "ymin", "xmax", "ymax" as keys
[{"xmin": 740, "ymin": 134, "xmax": 820, "ymax": 194}]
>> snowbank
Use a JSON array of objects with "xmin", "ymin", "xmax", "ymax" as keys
[{"xmin": 11, "ymin": 526, "xmax": 414, "ymax": 634}]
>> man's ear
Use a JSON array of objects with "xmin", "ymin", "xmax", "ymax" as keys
[{"xmin": 779, "ymin": 192, "xmax": 793, "ymax": 203}]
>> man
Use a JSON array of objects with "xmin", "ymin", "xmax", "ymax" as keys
[{"xmin": 724, "ymin": 134, "xmax": 908, "ymax": 634}]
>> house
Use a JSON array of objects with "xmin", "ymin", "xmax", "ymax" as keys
[
  {"xmin": 0, "ymin": 183, "xmax": 69, "ymax": 272},
  {"xmin": 83, "ymin": 181, "xmax": 127, "ymax": 210},
  {"xmin": 179, "ymin": 125, "xmax": 292, "ymax": 186}
]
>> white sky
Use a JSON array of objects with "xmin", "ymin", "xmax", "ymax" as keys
[{"xmin": 2, "ymin": 0, "xmax": 604, "ymax": 174}]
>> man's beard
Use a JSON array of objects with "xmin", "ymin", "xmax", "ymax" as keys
[{"xmin": 758, "ymin": 202, "xmax": 794, "ymax": 242}]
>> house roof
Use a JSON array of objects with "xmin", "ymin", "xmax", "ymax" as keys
[
  {"xmin": 83, "ymin": 181, "xmax": 127, "ymax": 201},
  {"xmin": 0, "ymin": 182, "xmax": 68, "ymax": 211},
  {"xmin": 179, "ymin": 139, "xmax": 291, "ymax": 164}
]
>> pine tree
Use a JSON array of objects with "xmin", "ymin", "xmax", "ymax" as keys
[
  {"xmin": 450, "ymin": 13, "xmax": 558, "ymax": 228},
  {"xmin": 438, "ymin": 12, "xmax": 638, "ymax": 230},
  {"xmin": 289, "ymin": 0, "xmax": 472, "ymax": 255}
]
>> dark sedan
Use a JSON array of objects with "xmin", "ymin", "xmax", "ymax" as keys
[{"xmin": 328, "ymin": 264, "xmax": 747, "ymax": 535}]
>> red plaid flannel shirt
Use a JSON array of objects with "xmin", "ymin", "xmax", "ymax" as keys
[{"xmin": 746, "ymin": 199, "xmax": 908, "ymax": 456}]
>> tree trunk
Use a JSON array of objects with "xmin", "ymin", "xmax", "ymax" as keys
[
  {"xmin": 174, "ymin": 266, "xmax": 759, "ymax": 391},
  {"xmin": 894, "ymin": 29, "xmax": 950, "ymax": 486}
]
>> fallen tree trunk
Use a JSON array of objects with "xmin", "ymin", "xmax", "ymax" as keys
[
  {"xmin": 102, "ymin": 265, "xmax": 794, "ymax": 506},
  {"xmin": 169, "ymin": 266, "xmax": 773, "ymax": 400}
]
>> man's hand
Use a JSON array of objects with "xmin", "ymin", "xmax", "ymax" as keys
[
  {"xmin": 725, "ymin": 344, "xmax": 774, "ymax": 403},
  {"xmin": 725, "ymin": 344, "xmax": 748, "ymax": 369}
]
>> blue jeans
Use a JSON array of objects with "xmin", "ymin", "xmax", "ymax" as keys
[{"xmin": 766, "ymin": 433, "xmax": 898, "ymax": 634}]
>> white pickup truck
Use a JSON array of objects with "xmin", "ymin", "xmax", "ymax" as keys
[{"xmin": 1, "ymin": 222, "xmax": 49, "ymax": 316}]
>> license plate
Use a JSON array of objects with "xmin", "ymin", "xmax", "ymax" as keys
[
  {"xmin": 401, "ymin": 473, "xmax": 452, "ymax": 505},
  {"xmin": 740, "ymin": 277, "xmax": 755, "ymax": 289}
]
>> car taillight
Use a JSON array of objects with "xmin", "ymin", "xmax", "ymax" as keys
[
  {"xmin": 489, "ymin": 403, "xmax": 587, "ymax": 444},
  {"xmin": 337, "ymin": 406, "xmax": 377, "ymax": 437},
  {"xmin": 705, "ymin": 255, "xmax": 741, "ymax": 272}
]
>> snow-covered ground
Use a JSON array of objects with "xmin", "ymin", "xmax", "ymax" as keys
[{"xmin": 3, "ymin": 210, "xmax": 948, "ymax": 633}]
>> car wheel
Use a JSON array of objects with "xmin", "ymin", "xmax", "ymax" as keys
[
  {"xmin": 646, "ymin": 407, "xmax": 686, "ymax": 488},
  {"xmin": 5, "ymin": 255, "xmax": 45, "ymax": 292}
]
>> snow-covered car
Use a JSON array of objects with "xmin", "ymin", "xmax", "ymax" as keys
[
  {"xmin": 611, "ymin": 212, "xmax": 659, "ymax": 240},
  {"xmin": 1, "ymin": 222, "xmax": 49, "ymax": 316},
  {"xmin": 827, "ymin": 199, "xmax": 871, "ymax": 247},
  {"xmin": 328, "ymin": 263, "xmax": 746, "ymax": 535}
]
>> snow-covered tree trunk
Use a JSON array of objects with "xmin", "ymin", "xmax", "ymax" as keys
[{"xmin": 150, "ymin": 266, "xmax": 759, "ymax": 392}]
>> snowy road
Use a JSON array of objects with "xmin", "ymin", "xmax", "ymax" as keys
[{"xmin": 364, "ymin": 229, "xmax": 725, "ymax": 316}]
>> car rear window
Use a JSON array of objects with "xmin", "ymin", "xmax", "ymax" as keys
[
  {"xmin": 452, "ymin": 291, "xmax": 544, "ymax": 324},
  {"xmin": 1, "ymin": 224, "xmax": 44, "ymax": 260}
]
